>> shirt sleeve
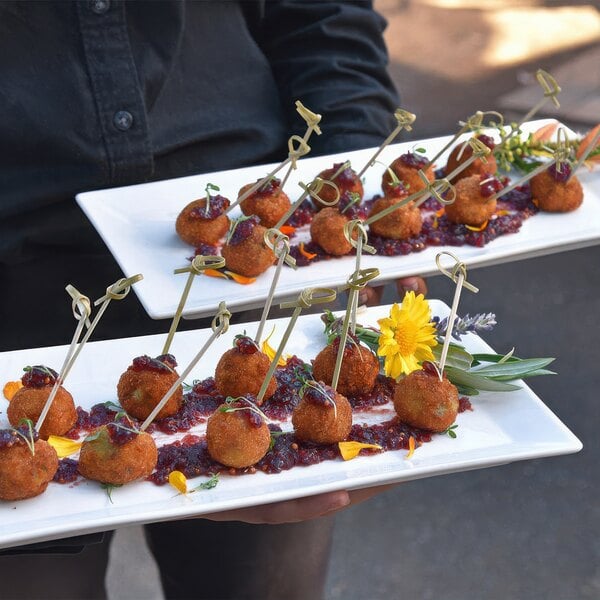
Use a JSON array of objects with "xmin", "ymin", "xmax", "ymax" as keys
[{"xmin": 256, "ymin": 0, "xmax": 400, "ymax": 156}]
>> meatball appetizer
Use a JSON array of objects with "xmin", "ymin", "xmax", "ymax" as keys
[
  {"xmin": 444, "ymin": 173, "xmax": 502, "ymax": 227},
  {"xmin": 530, "ymin": 162, "xmax": 583, "ymax": 212},
  {"xmin": 117, "ymin": 354, "xmax": 183, "ymax": 421},
  {"xmin": 238, "ymin": 177, "xmax": 291, "ymax": 228},
  {"xmin": 368, "ymin": 182, "xmax": 422, "ymax": 240},
  {"xmin": 314, "ymin": 162, "xmax": 363, "ymax": 209},
  {"xmin": 8, "ymin": 365, "xmax": 76, "ymax": 439},
  {"xmin": 221, "ymin": 216, "xmax": 275, "ymax": 277},
  {"xmin": 310, "ymin": 207, "xmax": 354, "ymax": 256},
  {"xmin": 206, "ymin": 396, "xmax": 271, "ymax": 468},
  {"xmin": 214, "ymin": 335, "xmax": 276, "ymax": 404},
  {"xmin": 382, "ymin": 152, "xmax": 434, "ymax": 196},
  {"xmin": 445, "ymin": 134, "xmax": 497, "ymax": 182},
  {"xmin": 176, "ymin": 189, "xmax": 230, "ymax": 247}
]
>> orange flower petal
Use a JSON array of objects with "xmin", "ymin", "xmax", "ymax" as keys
[
  {"xmin": 465, "ymin": 220, "xmax": 488, "ymax": 232},
  {"xmin": 168, "ymin": 470, "xmax": 188, "ymax": 495},
  {"xmin": 495, "ymin": 210, "xmax": 510, "ymax": 217},
  {"xmin": 299, "ymin": 242, "xmax": 317, "ymax": 260},
  {"xmin": 435, "ymin": 207, "xmax": 446, "ymax": 218},
  {"xmin": 576, "ymin": 124, "xmax": 600, "ymax": 160},
  {"xmin": 405, "ymin": 436, "xmax": 416, "ymax": 459},
  {"xmin": 279, "ymin": 225, "xmax": 296, "ymax": 236},
  {"xmin": 532, "ymin": 198, "xmax": 539, "ymax": 207},
  {"xmin": 531, "ymin": 122, "xmax": 559, "ymax": 143},
  {"xmin": 261, "ymin": 329, "xmax": 287, "ymax": 367},
  {"xmin": 3, "ymin": 380, "xmax": 22, "ymax": 401},
  {"xmin": 204, "ymin": 268, "xmax": 228, "ymax": 279},
  {"xmin": 338, "ymin": 441, "xmax": 382, "ymax": 461},
  {"xmin": 226, "ymin": 271, "xmax": 257, "ymax": 285}
]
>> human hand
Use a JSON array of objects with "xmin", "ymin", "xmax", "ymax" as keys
[
  {"xmin": 203, "ymin": 485, "xmax": 393, "ymax": 524},
  {"xmin": 358, "ymin": 276, "xmax": 428, "ymax": 306}
]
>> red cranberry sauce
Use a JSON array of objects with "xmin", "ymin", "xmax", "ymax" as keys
[
  {"xmin": 325, "ymin": 162, "xmax": 359, "ymax": 186},
  {"xmin": 234, "ymin": 335, "xmax": 259, "ymax": 354},
  {"xmin": 479, "ymin": 174, "xmax": 504, "ymax": 197},
  {"xmin": 459, "ymin": 397, "xmax": 473, "ymax": 413},
  {"xmin": 129, "ymin": 354, "xmax": 177, "ymax": 373},
  {"xmin": 189, "ymin": 194, "xmax": 230, "ymax": 220},
  {"xmin": 191, "ymin": 243, "xmax": 219, "ymax": 258},
  {"xmin": 22, "ymin": 365, "xmax": 58, "ymax": 388},
  {"xmin": 286, "ymin": 198, "xmax": 315, "ymax": 228},
  {"xmin": 228, "ymin": 215, "xmax": 260, "ymax": 246},
  {"xmin": 65, "ymin": 403, "xmax": 119, "ymax": 439},
  {"xmin": 54, "ymin": 458, "xmax": 79, "ymax": 484},
  {"xmin": 477, "ymin": 134, "xmax": 496, "ymax": 150},
  {"xmin": 220, "ymin": 396, "xmax": 264, "ymax": 428},
  {"xmin": 254, "ymin": 177, "xmax": 282, "ymax": 197},
  {"xmin": 262, "ymin": 356, "xmax": 312, "ymax": 421},
  {"xmin": 339, "ymin": 191, "xmax": 369, "ymax": 220},
  {"xmin": 301, "ymin": 381, "xmax": 336, "ymax": 407},
  {"xmin": 0, "ymin": 425, "xmax": 39, "ymax": 449},
  {"xmin": 350, "ymin": 374, "xmax": 395, "ymax": 411},
  {"xmin": 399, "ymin": 152, "xmax": 429, "ymax": 169},
  {"xmin": 106, "ymin": 414, "xmax": 139, "ymax": 445},
  {"xmin": 548, "ymin": 162, "xmax": 572, "ymax": 183}
]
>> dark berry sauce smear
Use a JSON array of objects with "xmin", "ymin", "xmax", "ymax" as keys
[{"xmin": 54, "ymin": 458, "xmax": 79, "ymax": 484}]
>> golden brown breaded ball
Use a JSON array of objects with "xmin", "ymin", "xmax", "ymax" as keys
[
  {"xmin": 175, "ymin": 197, "xmax": 230, "ymax": 246},
  {"xmin": 239, "ymin": 179, "xmax": 291, "ymax": 228},
  {"xmin": 8, "ymin": 386, "xmax": 76, "ymax": 440},
  {"xmin": 393, "ymin": 368, "xmax": 458, "ymax": 432},
  {"xmin": 314, "ymin": 162, "xmax": 363, "ymax": 209},
  {"xmin": 214, "ymin": 338, "xmax": 276, "ymax": 404},
  {"xmin": 206, "ymin": 401, "xmax": 271, "ymax": 468},
  {"xmin": 292, "ymin": 382, "xmax": 352, "ymax": 444},
  {"xmin": 530, "ymin": 169, "xmax": 583, "ymax": 212},
  {"xmin": 0, "ymin": 438, "xmax": 58, "ymax": 501},
  {"xmin": 310, "ymin": 207, "xmax": 354, "ymax": 256},
  {"xmin": 117, "ymin": 358, "xmax": 182, "ymax": 421},
  {"xmin": 78, "ymin": 426, "xmax": 157, "ymax": 485},
  {"xmin": 312, "ymin": 341, "xmax": 379, "ymax": 397},
  {"xmin": 445, "ymin": 137, "xmax": 497, "ymax": 182},
  {"xmin": 382, "ymin": 153, "xmax": 434, "ymax": 195},
  {"xmin": 444, "ymin": 174, "xmax": 497, "ymax": 227},
  {"xmin": 368, "ymin": 196, "xmax": 423, "ymax": 240},
  {"xmin": 221, "ymin": 221, "xmax": 275, "ymax": 277}
]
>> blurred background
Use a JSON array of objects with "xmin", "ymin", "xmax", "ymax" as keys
[{"xmin": 108, "ymin": 1, "xmax": 599, "ymax": 598}]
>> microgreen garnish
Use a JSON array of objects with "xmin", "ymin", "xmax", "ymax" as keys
[
  {"xmin": 204, "ymin": 183, "xmax": 220, "ymax": 217},
  {"xmin": 269, "ymin": 430, "xmax": 286, "ymax": 451},
  {"xmin": 300, "ymin": 380, "xmax": 338, "ymax": 419},
  {"xmin": 193, "ymin": 473, "xmax": 219, "ymax": 491},
  {"xmin": 101, "ymin": 482, "xmax": 122, "ymax": 503},
  {"xmin": 23, "ymin": 365, "xmax": 55, "ymax": 377},
  {"xmin": 226, "ymin": 214, "xmax": 254, "ymax": 244},
  {"xmin": 444, "ymin": 424, "xmax": 458, "ymax": 439},
  {"xmin": 219, "ymin": 396, "xmax": 270, "ymax": 423},
  {"xmin": 103, "ymin": 400, "xmax": 124, "ymax": 412},
  {"xmin": 340, "ymin": 192, "xmax": 361, "ymax": 215},
  {"xmin": 15, "ymin": 419, "xmax": 36, "ymax": 455}
]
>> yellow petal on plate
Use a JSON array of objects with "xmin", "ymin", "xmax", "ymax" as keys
[
  {"xmin": 262, "ymin": 328, "xmax": 288, "ymax": 367},
  {"xmin": 338, "ymin": 441, "xmax": 382, "ymax": 461},
  {"xmin": 405, "ymin": 436, "xmax": 416, "ymax": 460},
  {"xmin": 3, "ymin": 380, "xmax": 22, "ymax": 401},
  {"xmin": 47, "ymin": 435, "xmax": 82, "ymax": 459},
  {"xmin": 168, "ymin": 470, "xmax": 188, "ymax": 495}
]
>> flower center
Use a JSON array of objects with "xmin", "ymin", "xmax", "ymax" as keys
[{"xmin": 393, "ymin": 321, "xmax": 418, "ymax": 355}]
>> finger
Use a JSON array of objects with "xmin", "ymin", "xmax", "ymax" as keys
[
  {"xmin": 347, "ymin": 484, "xmax": 395, "ymax": 507},
  {"xmin": 396, "ymin": 276, "xmax": 427, "ymax": 298},
  {"xmin": 358, "ymin": 284, "xmax": 385, "ymax": 307},
  {"xmin": 203, "ymin": 490, "xmax": 351, "ymax": 524}
]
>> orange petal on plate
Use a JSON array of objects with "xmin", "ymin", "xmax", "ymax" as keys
[
  {"xmin": 405, "ymin": 436, "xmax": 416, "ymax": 459},
  {"xmin": 435, "ymin": 207, "xmax": 446, "ymax": 218},
  {"xmin": 47, "ymin": 435, "xmax": 82, "ymax": 459},
  {"xmin": 279, "ymin": 225, "xmax": 296, "ymax": 236},
  {"xmin": 532, "ymin": 198, "xmax": 539, "ymax": 207},
  {"xmin": 338, "ymin": 441, "xmax": 382, "ymax": 461},
  {"xmin": 495, "ymin": 210, "xmax": 510, "ymax": 217},
  {"xmin": 3, "ymin": 380, "xmax": 22, "ymax": 401},
  {"xmin": 576, "ymin": 124, "xmax": 600, "ymax": 160},
  {"xmin": 168, "ymin": 470, "xmax": 188, "ymax": 495},
  {"xmin": 261, "ymin": 329, "xmax": 287, "ymax": 367},
  {"xmin": 531, "ymin": 122, "xmax": 559, "ymax": 142},
  {"xmin": 299, "ymin": 242, "xmax": 317, "ymax": 260},
  {"xmin": 203, "ymin": 268, "xmax": 229, "ymax": 279},
  {"xmin": 465, "ymin": 220, "xmax": 488, "ymax": 232},
  {"xmin": 225, "ymin": 271, "xmax": 257, "ymax": 285}
]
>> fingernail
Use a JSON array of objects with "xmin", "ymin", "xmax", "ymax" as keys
[
  {"xmin": 399, "ymin": 280, "xmax": 419, "ymax": 293},
  {"xmin": 358, "ymin": 291, "xmax": 369, "ymax": 305}
]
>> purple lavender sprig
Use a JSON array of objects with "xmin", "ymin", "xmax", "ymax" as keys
[{"xmin": 433, "ymin": 313, "xmax": 497, "ymax": 341}]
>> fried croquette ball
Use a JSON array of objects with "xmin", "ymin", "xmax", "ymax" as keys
[
  {"xmin": 310, "ymin": 207, "xmax": 354, "ymax": 256},
  {"xmin": 445, "ymin": 134, "xmax": 497, "ymax": 182},
  {"xmin": 239, "ymin": 178, "xmax": 291, "ymax": 228},
  {"xmin": 0, "ymin": 427, "xmax": 58, "ymax": 501},
  {"xmin": 221, "ymin": 216, "xmax": 275, "ymax": 277},
  {"xmin": 175, "ymin": 194, "xmax": 230, "ymax": 246},
  {"xmin": 393, "ymin": 364, "xmax": 458, "ymax": 432},
  {"xmin": 78, "ymin": 418, "xmax": 157, "ymax": 485},
  {"xmin": 382, "ymin": 152, "xmax": 434, "ymax": 196},
  {"xmin": 444, "ymin": 173, "xmax": 498, "ymax": 227},
  {"xmin": 117, "ymin": 354, "xmax": 182, "ymax": 421},
  {"xmin": 7, "ymin": 365, "xmax": 76, "ymax": 439},
  {"xmin": 530, "ymin": 164, "xmax": 583, "ymax": 212},
  {"xmin": 314, "ymin": 162, "xmax": 363, "ymax": 210},
  {"xmin": 292, "ymin": 381, "xmax": 352, "ymax": 444},
  {"xmin": 312, "ymin": 340, "xmax": 379, "ymax": 397},
  {"xmin": 206, "ymin": 398, "xmax": 271, "ymax": 468},
  {"xmin": 368, "ymin": 195, "xmax": 422, "ymax": 240},
  {"xmin": 214, "ymin": 336, "xmax": 276, "ymax": 404}
]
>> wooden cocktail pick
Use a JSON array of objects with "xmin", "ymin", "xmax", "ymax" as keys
[
  {"xmin": 256, "ymin": 287, "xmax": 337, "ymax": 404},
  {"xmin": 162, "ymin": 255, "xmax": 226, "ymax": 355},
  {"xmin": 140, "ymin": 302, "xmax": 231, "ymax": 431},
  {"xmin": 435, "ymin": 252, "xmax": 479, "ymax": 379},
  {"xmin": 357, "ymin": 108, "xmax": 416, "ymax": 179},
  {"xmin": 254, "ymin": 229, "xmax": 296, "ymax": 345},
  {"xmin": 35, "ymin": 285, "xmax": 91, "ymax": 433}
]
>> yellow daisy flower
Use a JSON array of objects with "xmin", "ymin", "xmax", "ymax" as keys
[{"xmin": 377, "ymin": 291, "xmax": 438, "ymax": 379}]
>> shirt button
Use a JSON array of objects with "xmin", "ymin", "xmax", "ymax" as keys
[
  {"xmin": 113, "ymin": 110, "xmax": 133, "ymax": 131},
  {"xmin": 90, "ymin": 0, "xmax": 110, "ymax": 15}
]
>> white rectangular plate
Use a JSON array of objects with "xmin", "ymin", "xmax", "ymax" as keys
[
  {"xmin": 0, "ymin": 301, "xmax": 581, "ymax": 550},
  {"xmin": 76, "ymin": 119, "xmax": 600, "ymax": 320}
]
